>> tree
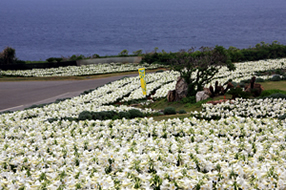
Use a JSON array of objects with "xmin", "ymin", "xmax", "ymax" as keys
[
  {"xmin": 0, "ymin": 47, "xmax": 16, "ymax": 65},
  {"xmin": 119, "ymin": 49, "xmax": 129, "ymax": 57},
  {"xmin": 169, "ymin": 46, "xmax": 235, "ymax": 96}
]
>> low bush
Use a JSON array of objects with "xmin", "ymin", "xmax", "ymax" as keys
[
  {"xmin": 256, "ymin": 77, "xmax": 265, "ymax": 82},
  {"xmin": 128, "ymin": 109, "xmax": 144, "ymax": 118},
  {"xmin": 267, "ymin": 93, "xmax": 286, "ymax": 99},
  {"xmin": 271, "ymin": 75, "xmax": 281, "ymax": 81},
  {"xmin": 227, "ymin": 87, "xmax": 252, "ymax": 99},
  {"xmin": 46, "ymin": 57, "xmax": 55, "ymax": 63},
  {"xmin": 238, "ymin": 82, "xmax": 245, "ymax": 88},
  {"xmin": 78, "ymin": 111, "xmax": 92, "ymax": 120},
  {"xmin": 278, "ymin": 114, "xmax": 286, "ymax": 120},
  {"xmin": 181, "ymin": 96, "xmax": 196, "ymax": 104},
  {"xmin": 240, "ymin": 79, "xmax": 251, "ymax": 83},
  {"xmin": 163, "ymin": 107, "xmax": 176, "ymax": 115},
  {"xmin": 78, "ymin": 109, "xmax": 145, "ymax": 121},
  {"xmin": 178, "ymin": 109, "xmax": 187, "ymax": 114},
  {"xmin": 258, "ymin": 89, "xmax": 286, "ymax": 98},
  {"xmin": 118, "ymin": 111, "xmax": 131, "ymax": 119}
]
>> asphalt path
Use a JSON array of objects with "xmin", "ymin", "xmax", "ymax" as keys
[{"xmin": 0, "ymin": 74, "xmax": 137, "ymax": 112}]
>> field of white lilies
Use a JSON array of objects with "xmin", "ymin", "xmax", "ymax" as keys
[
  {"xmin": 0, "ymin": 58, "xmax": 286, "ymax": 189},
  {"xmin": 0, "ymin": 63, "xmax": 166, "ymax": 77}
]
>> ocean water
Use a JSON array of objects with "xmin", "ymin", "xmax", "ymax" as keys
[{"xmin": 0, "ymin": 0, "xmax": 286, "ymax": 61}]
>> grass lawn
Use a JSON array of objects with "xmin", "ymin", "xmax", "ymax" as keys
[{"xmin": 260, "ymin": 80, "xmax": 286, "ymax": 91}]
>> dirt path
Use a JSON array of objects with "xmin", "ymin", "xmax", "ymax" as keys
[{"xmin": 0, "ymin": 74, "xmax": 137, "ymax": 112}]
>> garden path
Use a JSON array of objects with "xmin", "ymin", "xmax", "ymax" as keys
[{"xmin": 0, "ymin": 74, "xmax": 137, "ymax": 112}]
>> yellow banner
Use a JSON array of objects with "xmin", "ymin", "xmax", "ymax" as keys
[{"xmin": 138, "ymin": 68, "xmax": 147, "ymax": 96}]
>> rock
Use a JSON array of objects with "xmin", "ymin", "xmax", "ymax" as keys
[
  {"xmin": 203, "ymin": 88, "xmax": 212, "ymax": 96},
  {"xmin": 175, "ymin": 77, "xmax": 188, "ymax": 100},
  {"xmin": 167, "ymin": 77, "xmax": 188, "ymax": 102},
  {"xmin": 196, "ymin": 91, "xmax": 210, "ymax": 102},
  {"xmin": 167, "ymin": 90, "xmax": 177, "ymax": 102}
]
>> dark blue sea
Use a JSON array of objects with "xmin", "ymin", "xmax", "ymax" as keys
[{"xmin": 0, "ymin": 0, "xmax": 286, "ymax": 61}]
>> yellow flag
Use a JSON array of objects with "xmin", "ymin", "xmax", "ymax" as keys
[{"xmin": 138, "ymin": 68, "xmax": 147, "ymax": 96}]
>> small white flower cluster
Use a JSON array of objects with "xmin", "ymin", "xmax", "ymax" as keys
[
  {"xmin": 0, "ymin": 63, "xmax": 166, "ymax": 77},
  {"xmin": 199, "ymin": 98, "xmax": 286, "ymax": 119}
]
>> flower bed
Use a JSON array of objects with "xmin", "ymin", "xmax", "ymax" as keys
[
  {"xmin": 0, "ymin": 63, "xmax": 166, "ymax": 77},
  {"xmin": 0, "ymin": 58, "xmax": 286, "ymax": 189},
  {"xmin": 0, "ymin": 115, "xmax": 285, "ymax": 189}
]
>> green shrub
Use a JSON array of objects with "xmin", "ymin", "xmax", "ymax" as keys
[
  {"xmin": 69, "ymin": 54, "xmax": 85, "ymax": 61},
  {"xmin": 278, "ymin": 114, "xmax": 286, "ymax": 120},
  {"xmin": 128, "ymin": 109, "xmax": 144, "ymax": 118},
  {"xmin": 46, "ymin": 57, "xmax": 55, "ymax": 63},
  {"xmin": 256, "ymin": 78, "xmax": 265, "ymax": 82},
  {"xmin": 54, "ymin": 58, "xmax": 63, "ymax": 63},
  {"xmin": 78, "ymin": 111, "xmax": 92, "ymax": 120},
  {"xmin": 271, "ymin": 75, "xmax": 281, "ymax": 81},
  {"xmin": 259, "ymin": 89, "xmax": 286, "ymax": 98},
  {"xmin": 178, "ymin": 109, "xmax": 187, "ymax": 114},
  {"xmin": 238, "ymin": 82, "xmax": 245, "ymax": 88},
  {"xmin": 163, "ymin": 107, "xmax": 176, "ymax": 115},
  {"xmin": 92, "ymin": 54, "xmax": 100, "ymax": 58},
  {"xmin": 181, "ymin": 96, "xmax": 196, "ymax": 104},
  {"xmin": 119, "ymin": 111, "xmax": 131, "ymax": 119},
  {"xmin": 240, "ymin": 79, "xmax": 251, "ymax": 83},
  {"xmin": 267, "ymin": 93, "xmax": 286, "ymax": 99},
  {"xmin": 227, "ymin": 88, "xmax": 252, "ymax": 99}
]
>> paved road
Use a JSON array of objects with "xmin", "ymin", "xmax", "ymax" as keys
[{"xmin": 0, "ymin": 74, "xmax": 137, "ymax": 112}]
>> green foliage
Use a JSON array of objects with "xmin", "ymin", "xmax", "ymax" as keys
[
  {"xmin": 278, "ymin": 114, "xmax": 286, "ymax": 120},
  {"xmin": 0, "ymin": 47, "xmax": 16, "ymax": 64},
  {"xmin": 258, "ymin": 89, "xmax": 286, "ymax": 98},
  {"xmin": 140, "ymin": 50, "xmax": 177, "ymax": 65},
  {"xmin": 78, "ymin": 109, "xmax": 145, "ymax": 121},
  {"xmin": 128, "ymin": 109, "xmax": 144, "ymax": 118},
  {"xmin": 228, "ymin": 41, "xmax": 286, "ymax": 62},
  {"xmin": 118, "ymin": 111, "xmax": 131, "ymax": 119},
  {"xmin": 181, "ymin": 96, "xmax": 196, "ymax": 104},
  {"xmin": 78, "ymin": 111, "xmax": 92, "ymax": 120},
  {"xmin": 267, "ymin": 93, "xmax": 286, "ymax": 99},
  {"xmin": 170, "ymin": 46, "xmax": 234, "ymax": 96},
  {"xmin": 133, "ymin": 50, "xmax": 143, "ymax": 56},
  {"xmin": 92, "ymin": 54, "xmax": 100, "ymax": 58},
  {"xmin": 141, "ymin": 41, "xmax": 286, "ymax": 65},
  {"xmin": 227, "ymin": 87, "xmax": 252, "ymax": 99},
  {"xmin": 119, "ymin": 49, "xmax": 129, "ymax": 57},
  {"xmin": 271, "ymin": 75, "xmax": 281, "ymax": 81},
  {"xmin": 163, "ymin": 107, "xmax": 176, "ymax": 115},
  {"xmin": 238, "ymin": 82, "xmax": 246, "ymax": 88},
  {"xmin": 46, "ymin": 57, "xmax": 55, "ymax": 63},
  {"xmin": 240, "ymin": 79, "xmax": 251, "ymax": 83},
  {"xmin": 178, "ymin": 109, "xmax": 187, "ymax": 114},
  {"xmin": 256, "ymin": 77, "xmax": 265, "ymax": 82},
  {"xmin": 69, "ymin": 54, "xmax": 85, "ymax": 61}
]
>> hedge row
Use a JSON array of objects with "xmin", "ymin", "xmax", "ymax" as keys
[{"xmin": 140, "ymin": 41, "xmax": 286, "ymax": 64}]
